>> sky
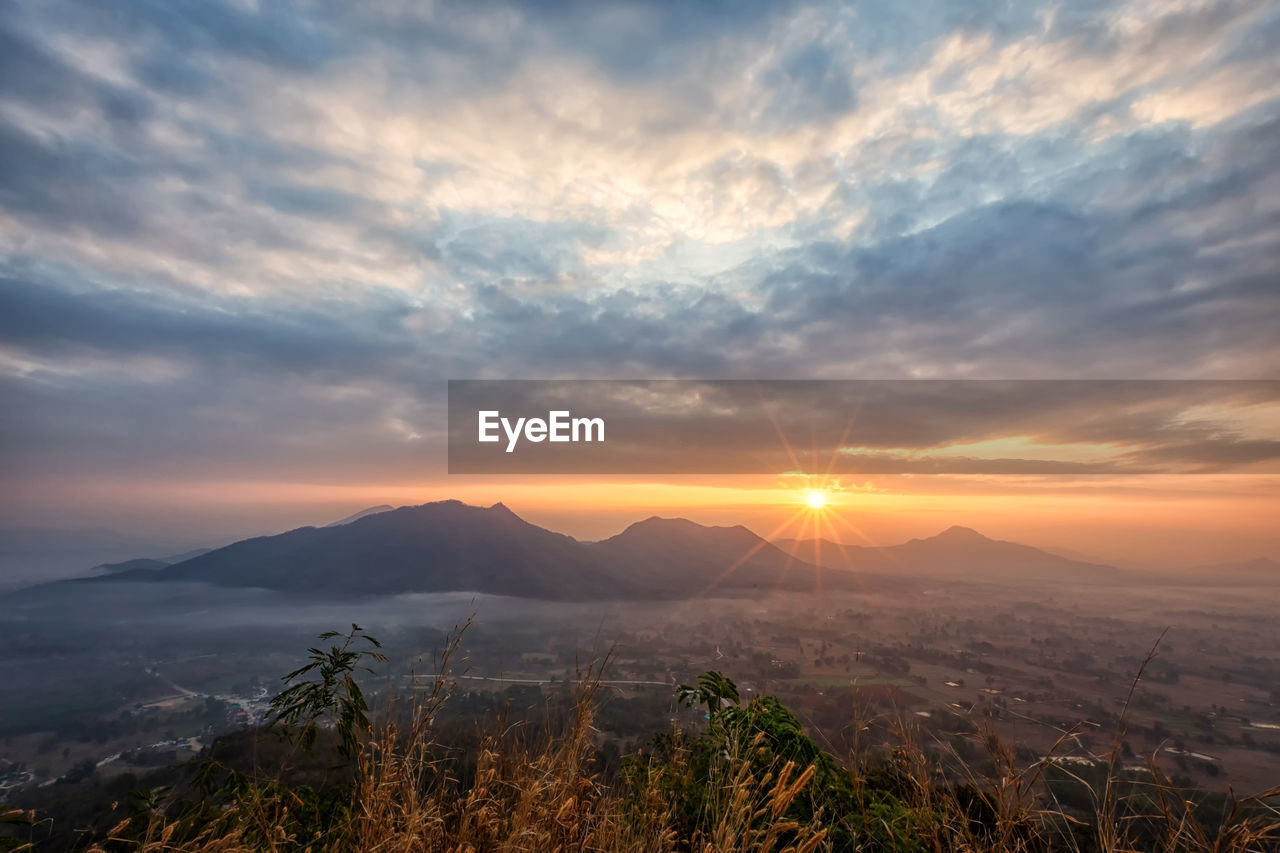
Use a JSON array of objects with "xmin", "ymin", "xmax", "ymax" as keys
[{"xmin": 1, "ymin": 0, "xmax": 1278, "ymax": 565}]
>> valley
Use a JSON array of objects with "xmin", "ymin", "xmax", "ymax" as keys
[{"xmin": 2, "ymin": 503, "xmax": 1277, "ymax": 807}]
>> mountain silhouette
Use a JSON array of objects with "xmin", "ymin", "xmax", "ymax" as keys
[
  {"xmin": 773, "ymin": 525, "xmax": 1121, "ymax": 581},
  {"xmin": 93, "ymin": 501, "xmax": 891, "ymax": 600},
  {"xmin": 92, "ymin": 557, "xmax": 169, "ymax": 574},
  {"xmin": 128, "ymin": 501, "xmax": 626, "ymax": 599},
  {"xmin": 588, "ymin": 517, "xmax": 868, "ymax": 596},
  {"xmin": 82, "ymin": 503, "xmax": 1133, "ymax": 600},
  {"xmin": 325, "ymin": 505, "xmax": 395, "ymax": 527}
]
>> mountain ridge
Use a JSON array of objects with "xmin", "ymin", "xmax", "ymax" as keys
[
  {"xmin": 55, "ymin": 500, "xmax": 1157, "ymax": 601},
  {"xmin": 772, "ymin": 525, "xmax": 1121, "ymax": 581},
  {"xmin": 325, "ymin": 505, "xmax": 395, "ymax": 527}
]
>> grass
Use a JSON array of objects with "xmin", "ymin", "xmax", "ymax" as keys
[{"xmin": 7, "ymin": 624, "xmax": 1280, "ymax": 853}]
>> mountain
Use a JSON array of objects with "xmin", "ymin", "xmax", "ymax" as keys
[
  {"xmin": 160, "ymin": 547, "xmax": 215, "ymax": 563},
  {"xmin": 92, "ymin": 557, "xmax": 170, "ymax": 574},
  {"xmin": 85, "ymin": 548, "xmax": 210, "ymax": 578},
  {"xmin": 774, "ymin": 525, "xmax": 1121, "ymax": 582},
  {"xmin": 74, "ymin": 505, "xmax": 1128, "ymax": 601},
  {"xmin": 0, "ymin": 526, "xmax": 185, "ymax": 590},
  {"xmin": 325, "ymin": 505, "xmax": 394, "ymax": 527},
  {"xmin": 89, "ymin": 502, "xmax": 890, "ymax": 601},
  {"xmin": 1167, "ymin": 557, "xmax": 1280, "ymax": 585},
  {"xmin": 588, "ymin": 517, "xmax": 874, "ymax": 596},
  {"xmin": 117, "ymin": 501, "xmax": 630, "ymax": 600},
  {"xmin": 769, "ymin": 536, "xmax": 894, "ymax": 573},
  {"xmin": 891, "ymin": 525, "xmax": 1119, "ymax": 579}
]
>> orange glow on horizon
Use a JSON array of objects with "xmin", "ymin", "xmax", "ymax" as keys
[{"xmin": 10, "ymin": 472, "xmax": 1278, "ymax": 567}]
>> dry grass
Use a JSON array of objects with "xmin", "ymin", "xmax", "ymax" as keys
[
  {"xmin": 869, "ymin": 632, "xmax": 1280, "ymax": 853},
  {"xmin": 87, "ymin": 672, "xmax": 825, "ymax": 852},
  {"xmin": 64, "ymin": 628, "xmax": 1279, "ymax": 853}
]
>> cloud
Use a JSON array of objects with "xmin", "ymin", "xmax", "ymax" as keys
[
  {"xmin": 444, "ymin": 379, "xmax": 1280, "ymax": 474},
  {"xmin": 0, "ymin": 0, "xmax": 1277, "ymax": 524},
  {"xmin": 0, "ymin": 20, "xmax": 153, "ymax": 123}
]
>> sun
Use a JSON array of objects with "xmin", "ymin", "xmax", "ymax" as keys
[{"xmin": 804, "ymin": 489, "xmax": 827, "ymax": 510}]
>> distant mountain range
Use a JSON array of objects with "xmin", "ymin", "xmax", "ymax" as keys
[
  {"xmin": 44, "ymin": 501, "xmax": 1276, "ymax": 601},
  {"xmin": 92, "ymin": 502, "xmax": 883, "ymax": 600},
  {"xmin": 775, "ymin": 529, "xmax": 1280, "ymax": 585},
  {"xmin": 0, "ymin": 526, "xmax": 195, "ymax": 590},
  {"xmin": 91, "ymin": 547, "xmax": 216, "ymax": 576},
  {"xmin": 773, "ymin": 525, "xmax": 1120, "ymax": 581},
  {"xmin": 61, "ymin": 500, "xmax": 1111, "ymax": 601}
]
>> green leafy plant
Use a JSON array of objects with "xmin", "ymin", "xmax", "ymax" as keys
[
  {"xmin": 267, "ymin": 624, "xmax": 387, "ymax": 760},
  {"xmin": 677, "ymin": 670, "xmax": 740, "ymax": 716},
  {"xmin": 673, "ymin": 670, "xmax": 931, "ymax": 852}
]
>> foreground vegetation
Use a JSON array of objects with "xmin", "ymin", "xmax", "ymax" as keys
[{"xmin": 4, "ymin": 624, "xmax": 1278, "ymax": 852}]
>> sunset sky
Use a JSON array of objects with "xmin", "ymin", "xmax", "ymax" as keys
[{"xmin": 1, "ymin": 1, "xmax": 1278, "ymax": 566}]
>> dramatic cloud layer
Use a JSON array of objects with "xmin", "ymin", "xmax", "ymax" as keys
[
  {"xmin": 446, "ymin": 379, "xmax": 1280, "ymax": 474},
  {"xmin": 1, "ymin": 0, "xmax": 1278, "ymax": 518}
]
